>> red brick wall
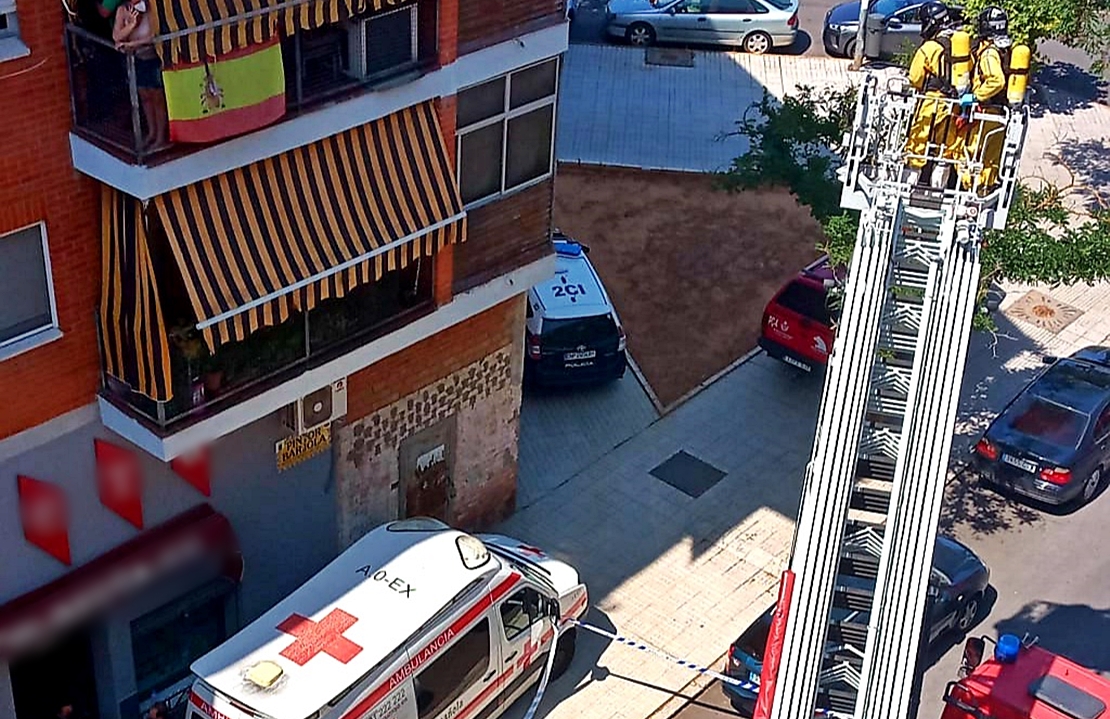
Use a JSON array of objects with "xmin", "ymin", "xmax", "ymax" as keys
[
  {"xmin": 0, "ymin": 4, "xmax": 101, "ymax": 441},
  {"xmin": 345, "ymin": 298, "xmax": 521, "ymax": 419},
  {"xmin": 438, "ymin": 0, "xmax": 459, "ymax": 65},
  {"xmin": 453, "ymin": 180, "xmax": 553, "ymax": 294},
  {"xmin": 458, "ymin": 0, "xmax": 565, "ymax": 54}
]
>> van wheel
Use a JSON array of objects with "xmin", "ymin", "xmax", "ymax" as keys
[{"xmin": 551, "ymin": 628, "xmax": 577, "ymax": 679}]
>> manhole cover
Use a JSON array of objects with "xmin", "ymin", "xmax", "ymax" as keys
[
  {"xmin": 645, "ymin": 47, "xmax": 695, "ymax": 67},
  {"xmin": 1004, "ymin": 289, "xmax": 1084, "ymax": 334},
  {"xmin": 649, "ymin": 450, "xmax": 726, "ymax": 498}
]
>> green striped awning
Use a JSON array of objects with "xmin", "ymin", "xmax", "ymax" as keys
[
  {"xmin": 153, "ymin": 101, "xmax": 466, "ymax": 351},
  {"xmin": 101, "ymin": 188, "xmax": 174, "ymax": 402}
]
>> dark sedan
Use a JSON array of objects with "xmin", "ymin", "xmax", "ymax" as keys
[
  {"xmin": 723, "ymin": 535, "xmax": 990, "ymax": 714},
  {"xmin": 822, "ymin": 0, "xmax": 964, "ymax": 58},
  {"xmin": 971, "ymin": 346, "xmax": 1110, "ymax": 508}
]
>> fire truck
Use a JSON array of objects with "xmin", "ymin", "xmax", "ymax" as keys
[{"xmin": 942, "ymin": 634, "xmax": 1110, "ymax": 719}]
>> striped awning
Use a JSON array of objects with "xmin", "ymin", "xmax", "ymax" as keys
[
  {"xmin": 151, "ymin": 0, "xmax": 413, "ymax": 64},
  {"xmin": 101, "ymin": 189, "xmax": 174, "ymax": 402},
  {"xmin": 153, "ymin": 101, "xmax": 466, "ymax": 351}
]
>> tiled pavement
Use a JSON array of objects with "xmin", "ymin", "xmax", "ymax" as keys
[{"xmin": 503, "ymin": 355, "xmax": 823, "ymax": 719}]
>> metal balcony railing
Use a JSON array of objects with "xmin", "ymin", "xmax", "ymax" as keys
[
  {"xmin": 64, "ymin": 0, "xmax": 439, "ymax": 165},
  {"xmin": 100, "ymin": 259, "xmax": 433, "ymax": 431}
]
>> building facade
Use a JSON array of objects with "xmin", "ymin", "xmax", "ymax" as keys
[{"xmin": 0, "ymin": 0, "xmax": 565, "ymax": 715}]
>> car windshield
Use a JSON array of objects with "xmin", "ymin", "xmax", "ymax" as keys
[
  {"xmin": 869, "ymin": 0, "xmax": 906, "ymax": 16},
  {"xmin": 541, "ymin": 315, "xmax": 617, "ymax": 348},
  {"xmin": 775, "ymin": 280, "xmax": 836, "ymax": 326},
  {"xmin": 1005, "ymin": 395, "xmax": 1089, "ymax": 450},
  {"xmin": 735, "ymin": 607, "xmax": 774, "ymax": 659},
  {"xmin": 761, "ymin": 0, "xmax": 794, "ymax": 9}
]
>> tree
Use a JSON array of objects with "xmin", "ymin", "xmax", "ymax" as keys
[
  {"xmin": 958, "ymin": 0, "xmax": 1110, "ymax": 72},
  {"xmin": 718, "ymin": 86, "xmax": 1110, "ymax": 328}
]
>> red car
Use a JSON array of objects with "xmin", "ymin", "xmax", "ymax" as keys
[{"xmin": 759, "ymin": 256, "xmax": 839, "ymax": 373}]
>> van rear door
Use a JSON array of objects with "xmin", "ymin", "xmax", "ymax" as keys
[
  {"xmin": 494, "ymin": 586, "xmax": 556, "ymax": 710},
  {"xmin": 764, "ymin": 279, "xmax": 835, "ymax": 366}
]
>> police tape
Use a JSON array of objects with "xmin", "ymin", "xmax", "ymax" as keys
[
  {"xmin": 522, "ymin": 618, "xmax": 842, "ymax": 719},
  {"xmin": 564, "ymin": 618, "xmax": 760, "ymax": 691}
]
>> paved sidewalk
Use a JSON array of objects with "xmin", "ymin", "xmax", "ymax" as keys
[
  {"xmin": 500, "ymin": 354, "xmax": 823, "ymax": 719},
  {"xmin": 557, "ymin": 44, "xmax": 1110, "ymax": 183}
]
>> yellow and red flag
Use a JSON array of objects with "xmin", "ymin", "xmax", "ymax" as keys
[{"xmin": 164, "ymin": 38, "xmax": 286, "ymax": 144}]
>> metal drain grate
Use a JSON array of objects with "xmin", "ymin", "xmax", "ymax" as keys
[
  {"xmin": 645, "ymin": 47, "xmax": 695, "ymax": 67},
  {"xmin": 1004, "ymin": 289, "xmax": 1084, "ymax": 334},
  {"xmin": 649, "ymin": 450, "xmax": 726, "ymax": 498}
]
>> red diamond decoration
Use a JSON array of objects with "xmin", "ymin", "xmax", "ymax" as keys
[{"xmin": 277, "ymin": 609, "xmax": 363, "ymax": 666}]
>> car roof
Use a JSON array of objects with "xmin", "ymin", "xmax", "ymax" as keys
[
  {"xmin": 932, "ymin": 535, "xmax": 977, "ymax": 578},
  {"xmin": 191, "ymin": 520, "xmax": 502, "ymax": 719},
  {"xmin": 1025, "ymin": 358, "xmax": 1110, "ymax": 415},
  {"xmin": 530, "ymin": 238, "xmax": 613, "ymax": 321}
]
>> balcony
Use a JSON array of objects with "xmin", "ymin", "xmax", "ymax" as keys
[
  {"xmin": 99, "ymin": 259, "xmax": 434, "ymax": 432},
  {"xmin": 64, "ymin": 0, "xmax": 439, "ymax": 167}
]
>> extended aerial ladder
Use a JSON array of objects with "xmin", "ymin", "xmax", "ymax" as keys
[{"xmin": 767, "ymin": 71, "xmax": 1030, "ymax": 719}]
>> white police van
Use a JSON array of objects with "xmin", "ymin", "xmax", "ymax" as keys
[
  {"xmin": 184, "ymin": 518, "xmax": 588, "ymax": 719},
  {"xmin": 525, "ymin": 233, "xmax": 627, "ymax": 386}
]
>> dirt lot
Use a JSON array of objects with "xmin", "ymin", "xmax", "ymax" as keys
[{"xmin": 553, "ymin": 164, "xmax": 824, "ymax": 408}]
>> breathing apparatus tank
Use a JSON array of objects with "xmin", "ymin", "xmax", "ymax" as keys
[
  {"xmin": 1007, "ymin": 44, "xmax": 1031, "ymax": 106},
  {"xmin": 950, "ymin": 30, "xmax": 971, "ymax": 95}
]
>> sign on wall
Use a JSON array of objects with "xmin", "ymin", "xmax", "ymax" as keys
[{"xmin": 276, "ymin": 424, "xmax": 332, "ymax": 472}]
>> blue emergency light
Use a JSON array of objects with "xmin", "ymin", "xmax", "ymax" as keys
[
  {"xmin": 995, "ymin": 634, "xmax": 1021, "ymax": 664},
  {"xmin": 554, "ymin": 241, "xmax": 583, "ymax": 257}
]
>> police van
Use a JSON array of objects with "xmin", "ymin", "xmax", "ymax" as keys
[
  {"xmin": 184, "ymin": 518, "xmax": 588, "ymax": 719},
  {"xmin": 525, "ymin": 233, "xmax": 627, "ymax": 386}
]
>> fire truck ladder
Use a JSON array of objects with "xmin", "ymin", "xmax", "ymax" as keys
[{"xmin": 768, "ymin": 72, "xmax": 1028, "ymax": 719}]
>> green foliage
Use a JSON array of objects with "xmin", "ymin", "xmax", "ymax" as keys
[
  {"xmin": 721, "ymin": 86, "xmax": 1110, "ymax": 330},
  {"xmin": 716, "ymin": 85, "xmax": 861, "ymax": 261},
  {"xmin": 958, "ymin": 0, "xmax": 1110, "ymax": 70}
]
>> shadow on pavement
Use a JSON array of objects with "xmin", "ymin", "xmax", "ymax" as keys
[
  {"xmin": 1029, "ymin": 62, "xmax": 1108, "ymax": 118},
  {"xmin": 994, "ymin": 601, "xmax": 1110, "ymax": 672},
  {"xmin": 780, "ymin": 31, "xmax": 813, "ymax": 56},
  {"xmin": 1050, "ymin": 137, "xmax": 1110, "ymax": 211}
]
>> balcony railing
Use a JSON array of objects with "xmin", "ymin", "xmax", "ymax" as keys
[
  {"xmin": 65, "ymin": 0, "xmax": 438, "ymax": 165},
  {"xmin": 100, "ymin": 259, "xmax": 434, "ymax": 432}
]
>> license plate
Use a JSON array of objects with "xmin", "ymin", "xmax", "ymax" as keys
[
  {"xmin": 749, "ymin": 671, "xmax": 761, "ymax": 684},
  {"xmin": 1001, "ymin": 454, "xmax": 1038, "ymax": 473},
  {"xmin": 564, "ymin": 350, "xmax": 596, "ymax": 361},
  {"xmin": 782, "ymin": 355, "xmax": 812, "ymax": 372}
]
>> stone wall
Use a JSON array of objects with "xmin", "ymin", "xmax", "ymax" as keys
[{"xmin": 335, "ymin": 302, "xmax": 525, "ymax": 546}]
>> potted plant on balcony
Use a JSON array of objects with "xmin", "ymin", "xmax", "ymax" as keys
[{"xmin": 170, "ymin": 325, "xmax": 225, "ymax": 402}]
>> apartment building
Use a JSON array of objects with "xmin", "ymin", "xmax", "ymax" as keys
[{"xmin": 0, "ymin": 0, "xmax": 564, "ymax": 715}]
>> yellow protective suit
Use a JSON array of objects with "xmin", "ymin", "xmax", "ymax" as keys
[
  {"xmin": 905, "ymin": 35, "xmax": 959, "ymax": 169},
  {"xmin": 959, "ymin": 42, "xmax": 1008, "ymax": 191}
]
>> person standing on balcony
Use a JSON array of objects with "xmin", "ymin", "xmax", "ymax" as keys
[{"xmin": 113, "ymin": 0, "xmax": 169, "ymax": 150}]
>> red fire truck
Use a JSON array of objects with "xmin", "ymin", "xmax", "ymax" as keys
[{"xmin": 942, "ymin": 634, "xmax": 1110, "ymax": 719}]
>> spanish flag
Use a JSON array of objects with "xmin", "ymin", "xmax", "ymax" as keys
[{"xmin": 164, "ymin": 38, "xmax": 286, "ymax": 144}]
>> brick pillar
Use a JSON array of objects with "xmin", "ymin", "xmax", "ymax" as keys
[{"xmin": 438, "ymin": 0, "xmax": 459, "ymax": 66}]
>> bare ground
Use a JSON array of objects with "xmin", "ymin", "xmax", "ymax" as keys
[{"xmin": 553, "ymin": 164, "xmax": 825, "ymax": 407}]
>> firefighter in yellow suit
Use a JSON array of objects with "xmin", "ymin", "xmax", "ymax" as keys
[
  {"xmin": 958, "ymin": 6, "xmax": 1009, "ymax": 192},
  {"xmin": 905, "ymin": 1, "xmax": 961, "ymax": 187}
]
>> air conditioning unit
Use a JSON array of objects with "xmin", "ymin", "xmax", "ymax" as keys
[
  {"xmin": 285, "ymin": 379, "xmax": 348, "ymax": 434},
  {"xmin": 347, "ymin": 4, "xmax": 418, "ymax": 79}
]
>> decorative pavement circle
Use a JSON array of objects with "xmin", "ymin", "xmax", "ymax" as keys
[{"xmin": 1004, "ymin": 289, "xmax": 1085, "ymax": 334}]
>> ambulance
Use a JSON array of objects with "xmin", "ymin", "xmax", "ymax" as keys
[{"xmin": 184, "ymin": 518, "xmax": 589, "ymax": 719}]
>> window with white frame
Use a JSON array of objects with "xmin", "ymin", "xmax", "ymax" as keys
[
  {"xmin": 0, "ymin": 223, "xmax": 59, "ymax": 351},
  {"xmin": 456, "ymin": 58, "xmax": 559, "ymax": 206}
]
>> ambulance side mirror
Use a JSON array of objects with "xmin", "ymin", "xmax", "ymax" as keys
[
  {"xmin": 962, "ymin": 637, "xmax": 985, "ymax": 672},
  {"xmin": 548, "ymin": 598, "xmax": 562, "ymax": 619}
]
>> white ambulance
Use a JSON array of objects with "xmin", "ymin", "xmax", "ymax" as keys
[{"xmin": 184, "ymin": 518, "xmax": 588, "ymax": 719}]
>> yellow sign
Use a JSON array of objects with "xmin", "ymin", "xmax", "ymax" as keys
[{"xmin": 276, "ymin": 424, "xmax": 332, "ymax": 472}]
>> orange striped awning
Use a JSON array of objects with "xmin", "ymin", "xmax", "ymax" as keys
[
  {"xmin": 153, "ymin": 101, "xmax": 466, "ymax": 351},
  {"xmin": 151, "ymin": 0, "xmax": 415, "ymax": 64},
  {"xmin": 100, "ymin": 189, "xmax": 174, "ymax": 402}
]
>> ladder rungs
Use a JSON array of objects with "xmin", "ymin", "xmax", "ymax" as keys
[{"xmin": 847, "ymin": 507, "xmax": 888, "ymax": 527}]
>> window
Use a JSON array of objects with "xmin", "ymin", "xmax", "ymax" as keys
[
  {"xmin": 712, "ymin": 0, "xmax": 765, "ymax": 13},
  {"xmin": 0, "ymin": 223, "xmax": 59, "ymax": 355},
  {"xmin": 457, "ymin": 59, "xmax": 558, "ymax": 206},
  {"xmin": 893, "ymin": 5, "xmax": 920, "ymax": 22},
  {"xmin": 1094, "ymin": 406, "xmax": 1110, "ymax": 440},
  {"xmin": 414, "ymin": 618, "xmax": 491, "ymax": 718},
  {"xmin": 500, "ymin": 588, "xmax": 544, "ymax": 640},
  {"xmin": 0, "ymin": 0, "xmax": 28, "ymax": 62}
]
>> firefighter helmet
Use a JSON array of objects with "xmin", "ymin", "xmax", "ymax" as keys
[
  {"xmin": 977, "ymin": 6, "xmax": 1008, "ymax": 37},
  {"xmin": 920, "ymin": 1, "xmax": 952, "ymax": 39}
]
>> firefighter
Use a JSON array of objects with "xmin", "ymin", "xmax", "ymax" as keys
[
  {"xmin": 904, "ymin": 1, "xmax": 961, "ymax": 187},
  {"xmin": 958, "ymin": 6, "xmax": 1009, "ymax": 192}
]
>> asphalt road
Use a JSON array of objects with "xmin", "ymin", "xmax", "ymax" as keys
[{"xmin": 569, "ymin": 0, "xmax": 1096, "ymax": 67}]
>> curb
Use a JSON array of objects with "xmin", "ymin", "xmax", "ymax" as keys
[
  {"xmin": 660, "ymin": 346, "xmax": 766, "ymax": 415},
  {"xmin": 645, "ymin": 652, "xmax": 730, "ymax": 719},
  {"xmin": 626, "ymin": 353, "xmax": 666, "ymax": 416}
]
